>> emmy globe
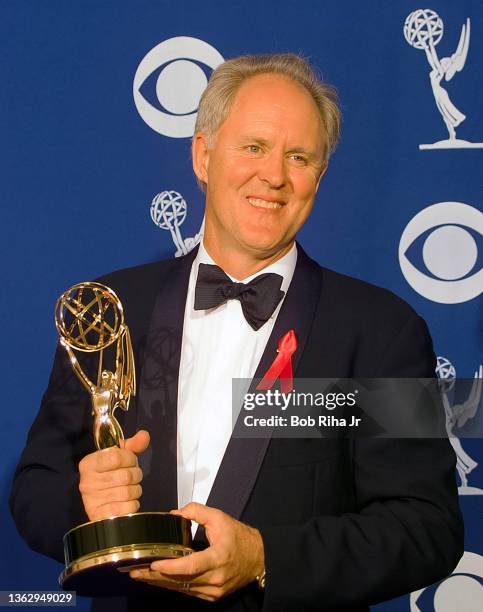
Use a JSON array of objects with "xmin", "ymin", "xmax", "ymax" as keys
[{"xmin": 54, "ymin": 282, "xmax": 192, "ymax": 596}]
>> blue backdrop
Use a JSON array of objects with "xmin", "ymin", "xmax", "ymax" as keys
[{"xmin": 1, "ymin": 1, "xmax": 481, "ymax": 610}]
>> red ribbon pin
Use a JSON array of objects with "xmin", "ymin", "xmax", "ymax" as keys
[{"xmin": 257, "ymin": 329, "xmax": 298, "ymax": 394}]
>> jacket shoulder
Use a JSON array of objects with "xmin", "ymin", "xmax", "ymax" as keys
[
  {"xmin": 298, "ymin": 245, "xmax": 420, "ymax": 327},
  {"xmin": 95, "ymin": 257, "xmax": 177, "ymax": 293},
  {"xmin": 312, "ymin": 266, "xmax": 435, "ymax": 376},
  {"xmin": 319, "ymin": 266, "xmax": 419, "ymax": 323}
]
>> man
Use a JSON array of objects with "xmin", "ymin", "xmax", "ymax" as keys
[{"xmin": 10, "ymin": 54, "xmax": 463, "ymax": 611}]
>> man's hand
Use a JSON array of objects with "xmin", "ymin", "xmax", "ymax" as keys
[
  {"xmin": 78, "ymin": 430, "xmax": 150, "ymax": 521},
  {"xmin": 130, "ymin": 502, "xmax": 265, "ymax": 602}
]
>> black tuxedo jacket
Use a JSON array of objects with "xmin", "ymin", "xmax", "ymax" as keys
[{"xmin": 10, "ymin": 245, "xmax": 463, "ymax": 612}]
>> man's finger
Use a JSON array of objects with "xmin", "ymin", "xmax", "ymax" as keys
[
  {"xmin": 79, "ymin": 466, "xmax": 143, "ymax": 492},
  {"xmin": 130, "ymin": 569, "xmax": 183, "ymax": 582},
  {"xmin": 80, "ymin": 447, "xmax": 138, "ymax": 474},
  {"xmin": 171, "ymin": 502, "xmax": 223, "ymax": 527},
  {"xmin": 98, "ymin": 483, "xmax": 142, "ymax": 504},
  {"xmin": 91, "ymin": 499, "xmax": 140, "ymax": 521},
  {"xmin": 122, "ymin": 430, "xmax": 150, "ymax": 455},
  {"xmin": 130, "ymin": 570, "xmax": 223, "ymax": 600},
  {"xmin": 151, "ymin": 548, "xmax": 216, "ymax": 576}
]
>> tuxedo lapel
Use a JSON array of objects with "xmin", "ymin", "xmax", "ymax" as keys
[
  {"xmin": 201, "ymin": 245, "xmax": 322, "ymax": 535},
  {"xmin": 136, "ymin": 247, "xmax": 198, "ymax": 512}
]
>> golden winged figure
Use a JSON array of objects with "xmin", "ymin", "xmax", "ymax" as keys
[{"xmin": 55, "ymin": 282, "xmax": 136, "ymax": 450}]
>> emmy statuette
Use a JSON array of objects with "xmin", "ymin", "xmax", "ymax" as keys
[{"xmin": 55, "ymin": 282, "xmax": 192, "ymax": 596}]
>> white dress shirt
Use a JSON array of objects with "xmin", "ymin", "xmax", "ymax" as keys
[{"xmin": 177, "ymin": 241, "xmax": 297, "ymax": 532}]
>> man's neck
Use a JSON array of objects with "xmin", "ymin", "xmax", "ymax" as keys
[{"xmin": 202, "ymin": 240, "xmax": 294, "ymax": 281}]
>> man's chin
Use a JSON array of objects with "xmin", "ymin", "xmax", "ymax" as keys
[{"xmin": 237, "ymin": 236, "xmax": 293, "ymax": 261}]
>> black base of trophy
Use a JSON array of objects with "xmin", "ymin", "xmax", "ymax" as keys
[{"xmin": 59, "ymin": 512, "xmax": 193, "ymax": 596}]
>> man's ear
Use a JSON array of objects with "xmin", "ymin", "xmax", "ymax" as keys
[
  {"xmin": 315, "ymin": 162, "xmax": 328, "ymax": 191},
  {"xmin": 192, "ymin": 132, "xmax": 210, "ymax": 185}
]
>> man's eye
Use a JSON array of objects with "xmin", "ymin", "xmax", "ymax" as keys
[
  {"xmin": 247, "ymin": 145, "xmax": 261, "ymax": 153},
  {"xmin": 289, "ymin": 154, "xmax": 307, "ymax": 164}
]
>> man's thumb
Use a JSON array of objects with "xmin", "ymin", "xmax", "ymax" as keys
[{"xmin": 123, "ymin": 430, "xmax": 150, "ymax": 455}]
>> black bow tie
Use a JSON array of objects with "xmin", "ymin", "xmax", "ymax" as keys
[{"xmin": 194, "ymin": 263, "xmax": 285, "ymax": 331}]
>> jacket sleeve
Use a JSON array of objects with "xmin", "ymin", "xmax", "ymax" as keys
[
  {"xmin": 9, "ymin": 342, "xmax": 95, "ymax": 563},
  {"xmin": 258, "ymin": 314, "xmax": 464, "ymax": 611}
]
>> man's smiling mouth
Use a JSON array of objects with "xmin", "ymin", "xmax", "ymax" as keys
[{"xmin": 247, "ymin": 197, "xmax": 284, "ymax": 210}]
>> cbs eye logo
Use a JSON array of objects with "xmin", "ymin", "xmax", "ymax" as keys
[
  {"xmin": 399, "ymin": 202, "xmax": 483, "ymax": 304},
  {"xmin": 410, "ymin": 551, "xmax": 483, "ymax": 611},
  {"xmin": 133, "ymin": 36, "xmax": 224, "ymax": 138}
]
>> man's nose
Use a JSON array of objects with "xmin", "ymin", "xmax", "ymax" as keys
[{"xmin": 257, "ymin": 151, "xmax": 287, "ymax": 188}]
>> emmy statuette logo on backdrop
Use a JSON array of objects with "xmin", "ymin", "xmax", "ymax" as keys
[
  {"xmin": 150, "ymin": 190, "xmax": 204, "ymax": 257},
  {"xmin": 403, "ymin": 9, "xmax": 483, "ymax": 149},
  {"xmin": 410, "ymin": 551, "xmax": 483, "ymax": 612},
  {"xmin": 55, "ymin": 283, "xmax": 192, "ymax": 596},
  {"xmin": 436, "ymin": 357, "xmax": 483, "ymax": 496}
]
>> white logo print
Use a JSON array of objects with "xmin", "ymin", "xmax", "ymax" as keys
[
  {"xmin": 133, "ymin": 37, "xmax": 224, "ymax": 138},
  {"xmin": 410, "ymin": 551, "xmax": 483, "ymax": 611},
  {"xmin": 404, "ymin": 10, "xmax": 483, "ymax": 149},
  {"xmin": 150, "ymin": 190, "xmax": 204, "ymax": 257},
  {"xmin": 436, "ymin": 357, "xmax": 482, "ymax": 496},
  {"xmin": 399, "ymin": 202, "xmax": 483, "ymax": 304}
]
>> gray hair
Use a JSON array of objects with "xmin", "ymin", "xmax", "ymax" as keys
[{"xmin": 193, "ymin": 53, "xmax": 341, "ymax": 191}]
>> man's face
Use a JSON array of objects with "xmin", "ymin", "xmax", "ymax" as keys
[{"xmin": 193, "ymin": 73, "xmax": 327, "ymax": 266}]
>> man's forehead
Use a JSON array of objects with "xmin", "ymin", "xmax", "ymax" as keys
[{"xmin": 223, "ymin": 74, "xmax": 325, "ymax": 152}]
